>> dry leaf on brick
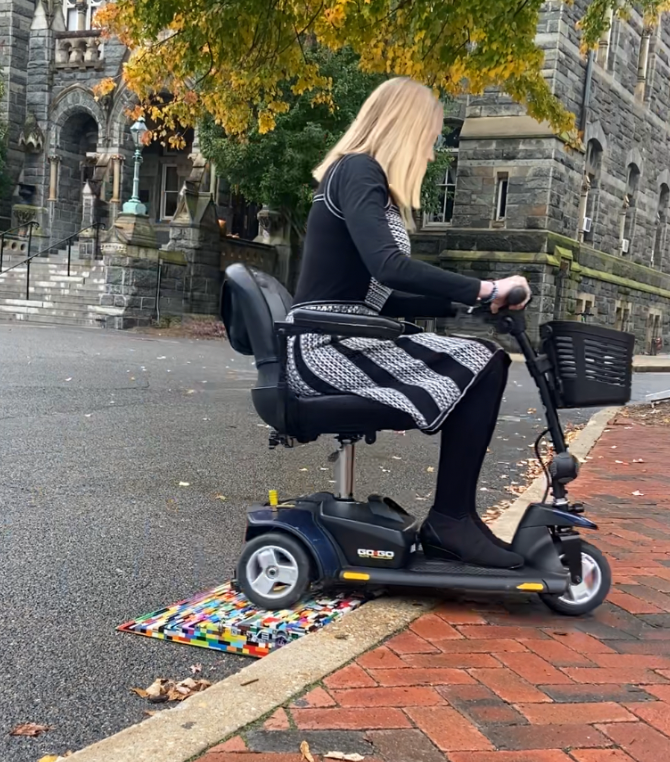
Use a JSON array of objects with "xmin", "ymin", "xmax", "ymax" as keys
[
  {"xmin": 9, "ymin": 722, "xmax": 51, "ymax": 737},
  {"xmin": 632, "ymin": 490, "xmax": 645, "ymax": 497},
  {"xmin": 325, "ymin": 754, "xmax": 365, "ymax": 761},
  {"xmin": 300, "ymin": 740, "xmax": 316, "ymax": 762}
]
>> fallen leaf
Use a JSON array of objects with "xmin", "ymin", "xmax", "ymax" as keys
[
  {"xmin": 130, "ymin": 687, "xmax": 149, "ymax": 698},
  {"xmin": 527, "ymin": 408, "xmax": 537, "ymax": 414},
  {"xmin": 178, "ymin": 481, "xmax": 190, "ymax": 487},
  {"xmin": 300, "ymin": 740, "xmax": 316, "ymax": 762},
  {"xmin": 392, "ymin": 456, "xmax": 402, "ymax": 460},
  {"xmin": 186, "ymin": 389, "xmax": 196, "ymax": 395},
  {"xmin": 214, "ymin": 495, "xmax": 226, "ymax": 501},
  {"xmin": 611, "ymin": 446, "xmax": 617, "ymax": 450},
  {"xmin": 325, "ymin": 754, "xmax": 365, "ymax": 761},
  {"xmin": 37, "ymin": 757, "xmax": 61, "ymax": 762},
  {"xmin": 633, "ymin": 459, "xmax": 645, "ymax": 463},
  {"xmin": 64, "ymin": 377, "xmax": 72, "ymax": 382},
  {"xmin": 426, "ymin": 466, "xmax": 435, "ymax": 473},
  {"xmin": 10, "ymin": 722, "xmax": 51, "ymax": 737},
  {"xmin": 146, "ymin": 678, "xmax": 169, "ymax": 703},
  {"xmin": 632, "ymin": 491, "xmax": 645, "ymax": 497},
  {"xmin": 299, "ymin": 468, "xmax": 308, "ymax": 472},
  {"xmin": 143, "ymin": 710, "xmax": 159, "ymax": 717},
  {"xmin": 157, "ymin": 356, "xmax": 167, "ymax": 360}
]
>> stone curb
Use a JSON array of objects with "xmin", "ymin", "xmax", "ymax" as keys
[
  {"xmin": 64, "ymin": 408, "xmax": 618, "ymax": 762},
  {"xmin": 65, "ymin": 597, "xmax": 436, "ymax": 762},
  {"xmin": 490, "ymin": 406, "xmax": 621, "ymax": 543}
]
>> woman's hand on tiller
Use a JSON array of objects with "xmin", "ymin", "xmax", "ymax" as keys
[{"xmin": 478, "ymin": 276, "xmax": 531, "ymax": 314}]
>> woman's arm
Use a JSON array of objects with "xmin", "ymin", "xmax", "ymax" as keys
[
  {"xmin": 336, "ymin": 154, "xmax": 485, "ymax": 305},
  {"xmin": 380, "ymin": 291, "xmax": 457, "ymax": 319}
]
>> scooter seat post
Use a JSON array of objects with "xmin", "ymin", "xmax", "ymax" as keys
[{"xmin": 335, "ymin": 441, "xmax": 356, "ymax": 500}]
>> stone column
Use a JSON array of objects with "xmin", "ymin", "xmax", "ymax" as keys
[
  {"xmin": 75, "ymin": 0, "xmax": 87, "ymax": 31},
  {"xmin": 110, "ymin": 155, "xmax": 125, "ymax": 221},
  {"xmin": 636, "ymin": 28, "xmax": 652, "ymax": 99},
  {"xmin": 596, "ymin": 8, "xmax": 614, "ymax": 67},
  {"xmin": 47, "ymin": 156, "xmax": 61, "ymax": 202}
]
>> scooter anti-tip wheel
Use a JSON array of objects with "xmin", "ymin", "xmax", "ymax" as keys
[
  {"xmin": 540, "ymin": 541, "xmax": 611, "ymax": 616},
  {"xmin": 237, "ymin": 532, "xmax": 311, "ymax": 610}
]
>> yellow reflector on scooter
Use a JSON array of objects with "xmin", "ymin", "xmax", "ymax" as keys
[
  {"xmin": 517, "ymin": 582, "xmax": 544, "ymax": 591},
  {"xmin": 342, "ymin": 572, "xmax": 370, "ymax": 581}
]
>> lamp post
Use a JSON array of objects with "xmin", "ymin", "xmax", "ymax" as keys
[{"xmin": 123, "ymin": 116, "xmax": 148, "ymax": 215}]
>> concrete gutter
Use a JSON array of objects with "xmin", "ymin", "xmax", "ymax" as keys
[
  {"xmin": 65, "ymin": 597, "xmax": 436, "ymax": 762},
  {"xmin": 490, "ymin": 406, "xmax": 620, "ymax": 542},
  {"xmin": 65, "ymin": 408, "xmax": 617, "ymax": 762}
]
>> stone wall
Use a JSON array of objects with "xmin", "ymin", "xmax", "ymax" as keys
[
  {"xmin": 412, "ymin": 228, "xmax": 670, "ymax": 353},
  {"xmin": 0, "ymin": 0, "xmax": 35, "ymax": 226}
]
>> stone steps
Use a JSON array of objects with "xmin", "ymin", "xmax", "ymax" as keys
[{"xmin": 0, "ymin": 299, "xmax": 106, "ymax": 328}]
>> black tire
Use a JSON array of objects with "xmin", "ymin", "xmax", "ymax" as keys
[
  {"xmin": 540, "ymin": 541, "xmax": 611, "ymax": 616},
  {"xmin": 237, "ymin": 532, "xmax": 312, "ymax": 610}
]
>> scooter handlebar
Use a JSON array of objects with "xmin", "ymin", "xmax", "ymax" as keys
[{"xmin": 506, "ymin": 286, "xmax": 530, "ymax": 308}]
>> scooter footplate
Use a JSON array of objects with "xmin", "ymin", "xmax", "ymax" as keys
[
  {"xmin": 341, "ymin": 552, "xmax": 568, "ymax": 595},
  {"xmin": 408, "ymin": 557, "xmax": 518, "ymax": 576}
]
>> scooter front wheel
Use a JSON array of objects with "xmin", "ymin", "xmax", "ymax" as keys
[
  {"xmin": 237, "ymin": 532, "xmax": 311, "ymax": 610},
  {"xmin": 540, "ymin": 541, "xmax": 611, "ymax": 616}
]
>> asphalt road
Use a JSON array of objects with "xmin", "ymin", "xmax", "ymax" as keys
[{"xmin": 1, "ymin": 323, "xmax": 668, "ymax": 761}]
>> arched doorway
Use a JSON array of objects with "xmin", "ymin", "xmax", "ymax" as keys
[{"xmin": 56, "ymin": 111, "xmax": 99, "ymax": 242}]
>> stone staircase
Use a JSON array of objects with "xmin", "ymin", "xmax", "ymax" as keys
[{"xmin": 0, "ymin": 247, "xmax": 110, "ymax": 328}]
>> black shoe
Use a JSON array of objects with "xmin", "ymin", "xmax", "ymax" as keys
[
  {"xmin": 473, "ymin": 511, "xmax": 513, "ymax": 550},
  {"xmin": 419, "ymin": 512, "xmax": 524, "ymax": 569}
]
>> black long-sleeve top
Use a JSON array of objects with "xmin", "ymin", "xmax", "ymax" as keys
[{"xmin": 293, "ymin": 153, "xmax": 482, "ymax": 318}]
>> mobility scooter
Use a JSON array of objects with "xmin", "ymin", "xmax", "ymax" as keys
[{"xmin": 222, "ymin": 263, "xmax": 634, "ymax": 616}]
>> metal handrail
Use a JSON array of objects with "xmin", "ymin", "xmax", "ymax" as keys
[
  {"xmin": 0, "ymin": 220, "xmax": 39, "ymax": 273},
  {"xmin": 0, "ymin": 222, "xmax": 106, "ymax": 300}
]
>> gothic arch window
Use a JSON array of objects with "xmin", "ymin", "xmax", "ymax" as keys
[
  {"xmin": 580, "ymin": 139, "xmax": 603, "ymax": 243},
  {"xmin": 423, "ymin": 118, "xmax": 461, "ymax": 226},
  {"xmin": 652, "ymin": 183, "xmax": 670, "ymax": 268},
  {"xmin": 619, "ymin": 163, "xmax": 640, "ymax": 255}
]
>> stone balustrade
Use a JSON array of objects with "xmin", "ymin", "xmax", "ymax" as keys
[{"xmin": 55, "ymin": 31, "xmax": 104, "ymax": 69}]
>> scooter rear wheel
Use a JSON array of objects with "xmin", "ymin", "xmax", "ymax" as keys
[
  {"xmin": 540, "ymin": 541, "xmax": 611, "ymax": 616},
  {"xmin": 237, "ymin": 532, "xmax": 311, "ymax": 610}
]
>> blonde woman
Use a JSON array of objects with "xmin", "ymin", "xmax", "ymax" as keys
[{"xmin": 289, "ymin": 77, "xmax": 530, "ymax": 569}]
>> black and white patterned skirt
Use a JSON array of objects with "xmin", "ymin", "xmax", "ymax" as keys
[{"xmin": 286, "ymin": 303, "xmax": 504, "ymax": 434}]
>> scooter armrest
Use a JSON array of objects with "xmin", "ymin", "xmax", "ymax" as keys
[{"xmin": 277, "ymin": 309, "xmax": 403, "ymax": 341}]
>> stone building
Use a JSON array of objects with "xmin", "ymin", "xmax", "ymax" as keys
[
  {"xmin": 0, "ymin": 0, "xmax": 258, "ymax": 246},
  {"xmin": 415, "ymin": 0, "xmax": 670, "ymax": 352},
  {"xmin": 2, "ymin": 0, "xmax": 670, "ymax": 347}
]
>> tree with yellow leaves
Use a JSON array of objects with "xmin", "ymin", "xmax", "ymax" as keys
[{"xmin": 95, "ymin": 0, "xmax": 670, "ymax": 142}]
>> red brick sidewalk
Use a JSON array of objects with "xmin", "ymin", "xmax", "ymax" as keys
[{"xmin": 201, "ymin": 415, "xmax": 670, "ymax": 762}]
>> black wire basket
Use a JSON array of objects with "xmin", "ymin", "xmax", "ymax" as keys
[{"xmin": 540, "ymin": 321, "xmax": 634, "ymax": 408}]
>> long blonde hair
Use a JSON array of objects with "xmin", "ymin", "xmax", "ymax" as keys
[{"xmin": 314, "ymin": 78, "xmax": 444, "ymax": 228}]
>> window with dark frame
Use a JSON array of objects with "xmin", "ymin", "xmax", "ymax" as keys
[{"xmin": 495, "ymin": 173, "xmax": 509, "ymax": 221}]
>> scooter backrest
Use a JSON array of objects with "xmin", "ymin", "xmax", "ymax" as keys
[{"xmin": 221, "ymin": 263, "xmax": 293, "ymax": 367}]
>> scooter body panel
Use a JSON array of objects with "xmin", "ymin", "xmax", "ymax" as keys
[{"xmin": 242, "ymin": 494, "xmax": 598, "ymax": 596}]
